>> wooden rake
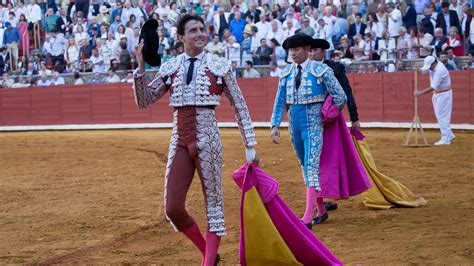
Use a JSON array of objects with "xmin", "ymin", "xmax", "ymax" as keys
[{"xmin": 403, "ymin": 70, "xmax": 430, "ymax": 147}]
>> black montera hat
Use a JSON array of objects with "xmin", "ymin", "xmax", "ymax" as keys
[
  {"xmin": 282, "ymin": 33, "xmax": 313, "ymax": 49},
  {"xmin": 310, "ymin": 38, "xmax": 330, "ymax": 49},
  {"xmin": 140, "ymin": 19, "xmax": 161, "ymax": 67}
]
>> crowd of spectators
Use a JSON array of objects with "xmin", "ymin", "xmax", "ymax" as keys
[{"xmin": 0, "ymin": 0, "xmax": 474, "ymax": 88}]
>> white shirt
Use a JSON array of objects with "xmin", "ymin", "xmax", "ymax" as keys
[
  {"xmin": 429, "ymin": 62, "xmax": 451, "ymax": 90},
  {"xmin": 250, "ymin": 35, "xmax": 260, "ymax": 53},
  {"xmin": 293, "ymin": 58, "xmax": 310, "ymax": 81},
  {"xmin": 269, "ymin": 67, "xmax": 282, "ymax": 77},
  {"xmin": 377, "ymin": 38, "xmax": 396, "ymax": 60},
  {"xmin": 51, "ymin": 35, "xmax": 67, "ymax": 56},
  {"xmin": 266, "ymin": 28, "xmax": 283, "ymax": 47},
  {"xmin": 121, "ymin": 7, "xmax": 136, "ymax": 24},
  {"xmin": 90, "ymin": 54, "xmax": 105, "ymax": 73},
  {"xmin": 15, "ymin": 6, "xmax": 28, "ymax": 17},
  {"xmin": 105, "ymin": 74, "xmax": 121, "ymax": 83},
  {"xmin": 183, "ymin": 51, "xmax": 206, "ymax": 85},
  {"xmin": 387, "ymin": 8, "xmax": 402, "ymax": 37},
  {"xmin": 255, "ymin": 21, "xmax": 270, "ymax": 42},
  {"xmin": 224, "ymin": 42, "xmax": 241, "ymax": 64},
  {"xmin": 26, "ymin": 4, "xmax": 42, "ymax": 23},
  {"xmin": 470, "ymin": 19, "xmax": 474, "ymax": 44},
  {"xmin": 37, "ymin": 79, "xmax": 51, "ymax": 86},
  {"xmin": 51, "ymin": 77, "xmax": 65, "ymax": 85}
]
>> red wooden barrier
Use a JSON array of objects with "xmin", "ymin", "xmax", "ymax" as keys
[{"xmin": 1, "ymin": 70, "xmax": 473, "ymax": 126}]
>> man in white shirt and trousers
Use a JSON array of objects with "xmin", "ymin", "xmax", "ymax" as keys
[{"xmin": 415, "ymin": 55, "xmax": 455, "ymax": 145}]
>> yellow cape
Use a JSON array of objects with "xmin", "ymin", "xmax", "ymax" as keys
[{"xmin": 352, "ymin": 136, "xmax": 428, "ymax": 209}]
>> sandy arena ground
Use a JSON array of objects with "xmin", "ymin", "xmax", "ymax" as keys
[{"xmin": 0, "ymin": 128, "xmax": 473, "ymax": 265}]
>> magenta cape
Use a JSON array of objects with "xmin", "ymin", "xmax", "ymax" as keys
[
  {"xmin": 232, "ymin": 163, "xmax": 343, "ymax": 266},
  {"xmin": 319, "ymin": 112, "xmax": 372, "ymax": 199}
]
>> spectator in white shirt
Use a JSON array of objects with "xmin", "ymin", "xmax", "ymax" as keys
[
  {"xmin": 154, "ymin": 0, "xmax": 170, "ymax": 17},
  {"xmin": 255, "ymin": 13, "xmax": 270, "ymax": 43},
  {"xmin": 105, "ymin": 68, "xmax": 120, "ymax": 83},
  {"xmin": 15, "ymin": 0, "xmax": 28, "ymax": 18},
  {"xmin": 105, "ymin": 32, "xmax": 119, "ymax": 61},
  {"xmin": 73, "ymin": 72, "xmax": 85, "ymax": 85},
  {"xmin": 282, "ymin": 12, "xmax": 300, "ymax": 30},
  {"xmin": 26, "ymin": 0, "xmax": 41, "ymax": 25},
  {"xmin": 378, "ymin": 30, "xmax": 396, "ymax": 60},
  {"xmin": 351, "ymin": 34, "xmax": 367, "ymax": 60},
  {"xmin": 89, "ymin": 47, "xmax": 105, "ymax": 73},
  {"xmin": 128, "ymin": 27, "xmax": 140, "ymax": 54},
  {"xmin": 315, "ymin": 18, "xmax": 334, "ymax": 51},
  {"xmin": 1, "ymin": 73, "xmax": 14, "ymax": 88},
  {"xmin": 36, "ymin": 73, "xmax": 51, "ymax": 86},
  {"xmin": 50, "ymin": 71, "xmax": 65, "ymax": 85},
  {"xmin": 365, "ymin": 12, "xmax": 384, "ymax": 38},
  {"xmin": 266, "ymin": 20, "xmax": 283, "ymax": 47},
  {"xmin": 38, "ymin": 63, "xmax": 52, "ymax": 76},
  {"xmin": 387, "ymin": 2, "xmax": 402, "ymax": 39},
  {"xmin": 249, "ymin": 26, "xmax": 260, "ymax": 54},
  {"xmin": 282, "ymin": 19, "xmax": 296, "ymax": 43},
  {"xmin": 418, "ymin": 27, "xmax": 434, "ymax": 58},
  {"xmin": 121, "ymin": 0, "xmax": 136, "ymax": 25},
  {"xmin": 6, "ymin": 11, "xmax": 18, "ymax": 27},
  {"xmin": 224, "ymin": 35, "xmax": 241, "ymax": 66},
  {"xmin": 120, "ymin": 71, "xmax": 134, "ymax": 83},
  {"xmin": 322, "ymin": 6, "xmax": 336, "ymax": 35},
  {"xmin": 269, "ymin": 60, "xmax": 281, "ymax": 77},
  {"xmin": 65, "ymin": 36, "xmax": 80, "ymax": 71},
  {"xmin": 242, "ymin": 60, "xmax": 261, "ymax": 78},
  {"xmin": 74, "ymin": 25, "xmax": 89, "ymax": 45}
]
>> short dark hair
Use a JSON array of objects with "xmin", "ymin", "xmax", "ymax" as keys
[
  {"xmin": 245, "ymin": 60, "xmax": 253, "ymax": 67},
  {"xmin": 175, "ymin": 41, "xmax": 183, "ymax": 47},
  {"xmin": 177, "ymin": 14, "xmax": 205, "ymax": 36},
  {"xmin": 355, "ymin": 12, "xmax": 362, "ymax": 18},
  {"xmin": 441, "ymin": 2, "xmax": 449, "ymax": 8},
  {"xmin": 445, "ymin": 46, "xmax": 453, "ymax": 51}
]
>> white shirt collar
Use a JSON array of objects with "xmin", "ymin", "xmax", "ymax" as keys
[
  {"xmin": 295, "ymin": 58, "xmax": 310, "ymax": 70},
  {"xmin": 184, "ymin": 50, "xmax": 206, "ymax": 61}
]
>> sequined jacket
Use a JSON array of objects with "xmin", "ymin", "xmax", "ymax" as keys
[
  {"xmin": 132, "ymin": 53, "xmax": 257, "ymax": 147},
  {"xmin": 271, "ymin": 61, "xmax": 347, "ymax": 127}
]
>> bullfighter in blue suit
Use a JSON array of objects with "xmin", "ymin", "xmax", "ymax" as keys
[{"xmin": 270, "ymin": 34, "xmax": 347, "ymax": 229}]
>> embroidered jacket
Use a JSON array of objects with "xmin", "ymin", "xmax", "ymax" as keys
[
  {"xmin": 271, "ymin": 61, "xmax": 347, "ymax": 127},
  {"xmin": 133, "ymin": 53, "xmax": 257, "ymax": 147}
]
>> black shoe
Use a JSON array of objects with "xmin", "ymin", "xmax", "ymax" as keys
[
  {"xmin": 324, "ymin": 202, "xmax": 338, "ymax": 212},
  {"xmin": 301, "ymin": 220, "xmax": 313, "ymax": 230},
  {"xmin": 214, "ymin": 253, "xmax": 221, "ymax": 266},
  {"xmin": 312, "ymin": 212, "xmax": 329, "ymax": 225}
]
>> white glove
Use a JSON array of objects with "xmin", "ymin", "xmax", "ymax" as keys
[{"xmin": 245, "ymin": 147, "xmax": 256, "ymax": 162}]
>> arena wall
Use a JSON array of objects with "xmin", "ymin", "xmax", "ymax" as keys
[{"xmin": 1, "ymin": 70, "xmax": 473, "ymax": 128}]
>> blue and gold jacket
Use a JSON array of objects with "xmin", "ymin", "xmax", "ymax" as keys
[{"xmin": 271, "ymin": 60, "xmax": 347, "ymax": 127}]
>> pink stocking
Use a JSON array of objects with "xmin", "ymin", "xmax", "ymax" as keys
[
  {"xmin": 301, "ymin": 187, "xmax": 317, "ymax": 223},
  {"xmin": 204, "ymin": 231, "xmax": 221, "ymax": 266},
  {"xmin": 316, "ymin": 197, "xmax": 326, "ymax": 217},
  {"xmin": 182, "ymin": 223, "xmax": 206, "ymax": 257}
]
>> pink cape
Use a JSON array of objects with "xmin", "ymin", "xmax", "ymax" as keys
[
  {"xmin": 233, "ymin": 164, "xmax": 343, "ymax": 266},
  {"xmin": 318, "ymin": 112, "xmax": 372, "ymax": 199}
]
